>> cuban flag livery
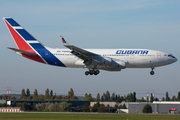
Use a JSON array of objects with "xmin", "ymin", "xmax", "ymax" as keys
[
  {"xmin": 3, "ymin": 18, "xmax": 177, "ymax": 76},
  {"xmin": 3, "ymin": 18, "xmax": 65, "ymax": 67}
]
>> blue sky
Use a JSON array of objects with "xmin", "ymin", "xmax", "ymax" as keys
[{"xmin": 0, "ymin": 0, "xmax": 180, "ymax": 99}]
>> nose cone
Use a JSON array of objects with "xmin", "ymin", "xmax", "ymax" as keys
[
  {"xmin": 170, "ymin": 54, "xmax": 177, "ymax": 63},
  {"xmin": 171, "ymin": 57, "xmax": 178, "ymax": 63},
  {"xmin": 165, "ymin": 54, "xmax": 177, "ymax": 65},
  {"xmin": 174, "ymin": 57, "xmax": 178, "ymax": 62}
]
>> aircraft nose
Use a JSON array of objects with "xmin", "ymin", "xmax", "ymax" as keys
[
  {"xmin": 175, "ymin": 57, "xmax": 178, "ymax": 62},
  {"xmin": 172, "ymin": 57, "xmax": 178, "ymax": 63}
]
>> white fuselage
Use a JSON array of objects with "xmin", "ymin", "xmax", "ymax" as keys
[{"xmin": 47, "ymin": 47, "xmax": 177, "ymax": 71}]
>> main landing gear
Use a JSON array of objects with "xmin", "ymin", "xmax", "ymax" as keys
[
  {"xmin": 85, "ymin": 69, "xmax": 100, "ymax": 76},
  {"xmin": 150, "ymin": 68, "xmax": 155, "ymax": 75}
]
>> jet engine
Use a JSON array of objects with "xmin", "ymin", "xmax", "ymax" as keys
[
  {"xmin": 91, "ymin": 57, "xmax": 126, "ymax": 69},
  {"xmin": 111, "ymin": 59, "xmax": 126, "ymax": 69}
]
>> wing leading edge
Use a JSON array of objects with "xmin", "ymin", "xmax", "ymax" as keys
[{"xmin": 60, "ymin": 36, "xmax": 100, "ymax": 64}]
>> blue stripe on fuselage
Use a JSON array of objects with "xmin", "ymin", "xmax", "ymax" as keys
[{"xmin": 29, "ymin": 43, "xmax": 66, "ymax": 67}]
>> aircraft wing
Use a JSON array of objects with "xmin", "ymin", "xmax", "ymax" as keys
[
  {"xmin": 7, "ymin": 47, "xmax": 37, "ymax": 55},
  {"xmin": 60, "ymin": 36, "xmax": 99, "ymax": 62}
]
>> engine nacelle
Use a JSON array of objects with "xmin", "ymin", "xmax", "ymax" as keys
[
  {"xmin": 90, "ymin": 57, "xmax": 126, "ymax": 70},
  {"xmin": 102, "ymin": 57, "xmax": 112, "ymax": 66},
  {"xmin": 111, "ymin": 60, "xmax": 126, "ymax": 69},
  {"xmin": 91, "ymin": 57, "xmax": 112, "ymax": 66}
]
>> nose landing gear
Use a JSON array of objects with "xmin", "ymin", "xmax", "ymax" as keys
[
  {"xmin": 85, "ymin": 69, "xmax": 100, "ymax": 76},
  {"xmin": 150, "ymin": 68, "xmax": 155, "ymax": 75}
]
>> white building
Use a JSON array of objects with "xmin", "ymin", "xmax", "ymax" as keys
[
  {"xmin": 90, "ymin": 102, "xmax": 117, "ymax": 107},
  {"xmin": 0, "ymin": 107, "xmax": 23, "ymax": 112},
  {"xmin": 129, "ymin": 101, "xmax": 180, "ymax": 114}
]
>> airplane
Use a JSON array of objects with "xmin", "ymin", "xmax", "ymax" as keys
[{"xmin": 3, "ymin": 17, "xmax": 178, "ymax": 76}]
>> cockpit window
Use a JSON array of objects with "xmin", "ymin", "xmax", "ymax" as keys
[{"xmin": 168, "ymin": 54, "xmax": 175, "ymax": 58}]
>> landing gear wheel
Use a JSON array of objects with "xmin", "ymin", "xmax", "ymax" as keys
[
  {"xmin": 94, "ymin": 71, "xmax": 98, "ymax": 75},
  {"xmin": 150, "ymin": 71, "xmax": 155, "ymax": 75},
  {"xmin": 85, "ymin": 69, "xmax": 100, "ymax": 76},
  {"xmin": 94, "ymin": 70, "xmax": 100, "ymax": 75},
  {"xmin": 89, "ymin": 70, "xmax": 94, "ymax": 75},
  {"xmin": 85, "ymin": 71, "xmax": 89, "ymax": 75},
  {"xmin": 96, "ymin": 70, "xmax": 100, "ymax": 74}
]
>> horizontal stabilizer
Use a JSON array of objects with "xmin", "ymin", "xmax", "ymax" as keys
[{"xmin": 7, "ymin": 47, "xmax": 37, "ymax": 55}]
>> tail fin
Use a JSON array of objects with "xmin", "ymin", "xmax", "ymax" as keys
[
  {"xmin": 3, "ymin": 17, "xmax": 43, "ymax": 51},
  {"xmin": 3, "ymin": 18, "xmax": 66, "ymax": 67},
  {"xmin": 3, "ymin": 17, "xmax": 46, "ymax": 64}
]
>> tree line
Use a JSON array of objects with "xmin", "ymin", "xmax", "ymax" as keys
[
  {"xmin": 1, "ymin": 88, "xmax": 180, "ymax": 103},
  {"xmin": 84, "ymin": 91, "xmax": 137, "ymax": 102},
  {"xmin": 0, "ymin": 101, "xmax": 126, "ymax": 113},
  {"xmin": 0, "ymin": 88, "xmax": 136, "ymax": 102},
  {"xmin": 1, "ymin": 89, "xmax": 180, "ymax": 112},
  {"xmin": 18, "ymin": 88, "xmax": 79, "ymax": 100}
]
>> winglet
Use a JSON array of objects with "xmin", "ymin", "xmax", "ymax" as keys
[{"xmin": 60, "ymin": 36, "xmax": 70, "ymax": 46}]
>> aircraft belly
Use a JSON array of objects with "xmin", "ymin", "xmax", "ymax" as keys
[
  {"xmin": 126, "ymin": 57, "xmax": 154, "ymax": 68},
  {"xmin": 126, "ymin": 56, "xmax": 169, "ymax": 68}
]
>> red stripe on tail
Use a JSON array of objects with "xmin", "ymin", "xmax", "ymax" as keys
[
  {"xmin": 4, "ymin": 19, "xmax": 46, "ymax": 64},
  {"xmin": 4, "ymin": 20, "xmax": 34, "ymax": 52}
]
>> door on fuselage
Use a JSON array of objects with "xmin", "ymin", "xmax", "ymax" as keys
[
  {"xmin": 157, "ymin": 52, "xmax": 161, "ymax": 59},
  {"xmin": 130, "ymin": 53, "xmax": 135, "ymax": 59}
]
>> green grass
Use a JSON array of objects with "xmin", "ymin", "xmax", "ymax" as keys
[{"xmin": 0, "ymin": 113, "xmax": 180, "ymax": 120}]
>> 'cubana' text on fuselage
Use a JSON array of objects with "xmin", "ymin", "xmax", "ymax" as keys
[{"xmin": 116, "ymin": 50, "xmax": 149, "ymax": 54}]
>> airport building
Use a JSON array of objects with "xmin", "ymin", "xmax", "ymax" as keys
[
  {"xmin": 129, "ymin": 102, "xmax": 180, "ymax": 114},
  {"xmin": 0, "ymin": 100, "xmax": 6, "ymax": 104},
  {"xmin": 90, "ymin": 102, "xmax": 117, "ymax": 107},
  {"xmin": 0, "ymin": 100, "xmax": 90, "ymax": 107}
]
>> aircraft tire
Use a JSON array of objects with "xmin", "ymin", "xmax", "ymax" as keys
[
  {"xmin": 89, "ymin": 70, "xmax": 94, "ymax": 75},
  {"xmin": 85, "ymin": 71, "xmax": 89, "ymax": 75},
  {"xmin": 96, "ymin": 70, "xmax": 100, "ymax": 74},
  {"xmin": 94, "ymin": 70, "xmax": 100, "ymax": 75},
  {"xmin": 94, "ymin": 71, "xmax": 98, "ymax": 75},
  {"xmin": 150, "ymin": 71, "xmax": 155, "ymax": 75}
]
